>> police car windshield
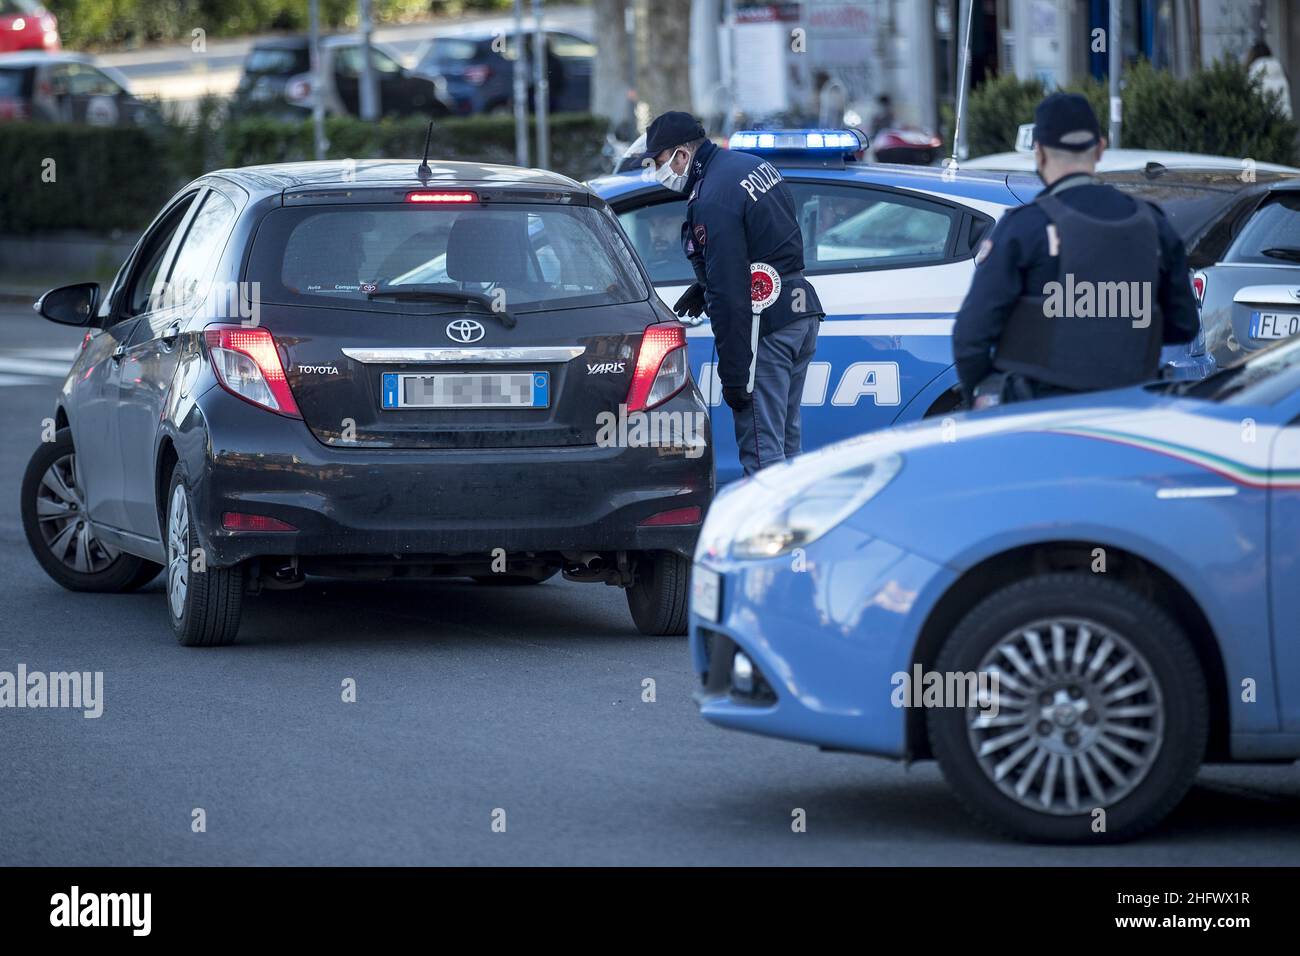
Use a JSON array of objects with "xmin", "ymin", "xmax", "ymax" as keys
[
  {"xmin": 248, "ymin": 203, "xmax": 648, "ymax": 314},
  {"xmin": 1174, "ymin": 335, "xmax": 1300, "ymax": 404}
]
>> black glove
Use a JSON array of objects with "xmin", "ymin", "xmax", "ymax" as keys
[
  {"xmin": 672, "ymin": 282, "xmax": 706, "ymax": 318},
  {"xmin": 722, "ymin": 384, "xmax": 752, "ymax": 412}
]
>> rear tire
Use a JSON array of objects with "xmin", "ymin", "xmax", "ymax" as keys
[
  {"xmin": 166, "ymin": 466, "xmax": 243, "ymax": 647},
  {"xmin": 21, "ymin": 428, "xmax": 162, "ymax": 593},
  {"xmin": 927, "ymin": 574, "xmax": 1207, "ymax": 843},
  {"xmin": 626, "ymin": 551, "xmax": 690, "ymax": 636}
]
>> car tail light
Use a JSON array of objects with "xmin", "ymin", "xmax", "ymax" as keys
[
  {"xmin": 1191, "ymin": 271, "xmax": 1206, "ymax": 305},
  {"xmin": 407, "ymin": 189, "xmax": 479, "ymax": 203},
  {"xmin": 204, "ymin": 325, "xmax": 301, "ymax": 418},
  {"xmin": 222, "ymin": 512, "xmax": 297, "ymax": 533},
  {"xmin": 463, "ymin": 64, "xmax": 492, "ymax": 86},
  {"xmin": 627, "ymin": 323, "xmax": 688, "ymax": 412},
  {"xmin": 0, "ymin": 97, "xmax": 28, "ymax": 120},
  {"xmin": 637, "ymin": 506, "xmax": 702, "ymax": 526}
]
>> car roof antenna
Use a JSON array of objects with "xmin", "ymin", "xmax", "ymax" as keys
[{"xmin": 417, "ymin": 122, "xmax": 434, "ymax": 182}]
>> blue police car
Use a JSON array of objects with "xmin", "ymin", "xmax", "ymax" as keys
[
  {"xmin": 688, "ymin": 336, "xmax": 1300, "ymax": 842},
  {"xmin": 590, "ymin": 130, "xmax": 1215, "ymax": 482}
]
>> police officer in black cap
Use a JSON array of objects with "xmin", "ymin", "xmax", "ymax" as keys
[
  {"xmin": 952, "ymin": 92, "xmax": 1199, "ymax": 407},
  {"xmin": 642, "ymin": 110, "xmax": 823, "ymax": 476}
]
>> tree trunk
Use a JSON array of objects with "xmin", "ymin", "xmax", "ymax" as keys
[
  {"xmin": 592, "ymin": 0, "xmax": 634, "ymax": 134},
  {"xmin": 635, "ymin": 0, "xmax": 694, "ymax": 124}
]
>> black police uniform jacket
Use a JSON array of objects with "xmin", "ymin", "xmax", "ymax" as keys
[
  {"xmin": 681, "ymin": 140, "xmax": 824, "ymax": 389},
  {"xmin": 951, "ymin": 172, "xmax": 1199, "ymax": 399}
]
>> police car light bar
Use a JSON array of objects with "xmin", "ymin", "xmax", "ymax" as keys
[{"xmin": 728, "ymin": 129, "xmax": 863, "ymax": 153}]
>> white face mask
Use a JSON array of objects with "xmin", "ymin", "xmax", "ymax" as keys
[{"xmin": 654, "ymin": 148, "xmax": 689, "ymax": 192}]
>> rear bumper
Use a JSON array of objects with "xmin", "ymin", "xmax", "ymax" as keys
[{"xmin": 184, "ymin": 385, "xmax": 713, "ymax": 567}]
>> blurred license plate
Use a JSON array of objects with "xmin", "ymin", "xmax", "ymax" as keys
[
  {"xmin": 692, "ymin": 566, "xmax": 721, "ymax": 622},
  {"xmin": 382, "ymin": 371, "xmax": 549, "ymax": 409},
  {"xmin": 1249, "ymin": 311, "xmax": 1300, "ymax": 340}
]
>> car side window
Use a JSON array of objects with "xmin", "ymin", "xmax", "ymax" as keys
[
  {"xmin": 164, "ymin": 190, "xmax": 238, "ymax": 311},
  {"xmin": 369, "ymin": 48, "xmax": 402, "ymax": 75},
  {"xmin": 548, "ymin": 33, "xmax": 595, "ymax": 58},
  {"xmin": 122, "ymin": 196, "xmax": 196, "ymax": 317},
  {"xmin": 68, "ymin": 66, "xmax": 120, "ymax": 97},
  {"xmin": 617, "ymin": 198, "xmax": 692, "ymax": 285},
  {"xmin": 790, "ymin": 182, "xmax": 959, "ymax": 272}
]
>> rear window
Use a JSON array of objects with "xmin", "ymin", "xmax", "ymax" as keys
[
  {"xmin": 425, "ymin": 38, "xmax": 486, "ymax": 63},
  {"xmin": 0, "ymin": 68, "xmax": 28, "ymax": 99},
  {"xmin": 1224, "ymin": 192, "xmax": 1300, "ymax": 265},
  {"xmin": 249, "ymin": 203, "xmax": 649, "ymax": 314},
  {"xmin": 243, "ymin": 46, "xmax": 309, "ymax": 76}
]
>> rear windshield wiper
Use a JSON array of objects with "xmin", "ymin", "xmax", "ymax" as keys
[
  {"xmin": 1260, "ymin": 246, "xmax": 1300, "ymax": 263},
  {"xmin": 366, "ymin": 286, "xmax": 516, "ymax": 328}
]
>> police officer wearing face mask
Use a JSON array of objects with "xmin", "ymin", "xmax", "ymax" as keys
[
  {"xmin": 642, "ymin": 110, "xmax": 823, "ymax": 476},
  {"xmin": 951, "ymin": 93, "xmax": 1199, "ymax": 407}
]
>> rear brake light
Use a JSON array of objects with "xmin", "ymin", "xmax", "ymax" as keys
[
  {"xmin": 407, "ymin": 190, "xmax": 479, "ymax": 203},
  {"xmin": 222, "ymin": 512, "xmax": 297, "ymax": 532},
  {"xmin": 638, "ymin": 506, "xmax": 702, "ymax": 526},
  {"xmin": 1191, "ymin": 271, "xmax": 1206, "ymax": 305},
  {"xmin": 627, "ymin": 323, "xmax": 688, "ymax": 412},
  {"xmin": 204, "ymin": 325, "xmax": 301, "ymax": 418},
  {"xmin": 463, "ymin": 64, "xmax": 492, "ymax": 86},
  {"xmin": 0, "ymin": 97, "xmax": 28, "ymax": 120}
]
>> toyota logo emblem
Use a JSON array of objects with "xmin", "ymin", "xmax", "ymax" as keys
[{"xmin": 446, "ymin": 319, "xmax": 486, "ymax": 343}]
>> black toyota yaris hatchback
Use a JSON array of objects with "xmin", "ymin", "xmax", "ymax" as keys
[{"xmin": 21, "ymin": 160, "xmax": 712, "ymax": 645}]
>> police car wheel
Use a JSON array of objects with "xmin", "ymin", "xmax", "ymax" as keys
[
  {"xmin": 927, "ymin": 574, "xmax": 1207, "ymax": 843},
  {"xmin": 21, "ymin": 428, "xmax": 162, "ymax": 593},
  {"xmin": 166, "ymin": 466, "xmax": 243, "ymax": 648},
  {"xmin": 626, "ymin": 551, "xmax": 690, "ymax": 636}
]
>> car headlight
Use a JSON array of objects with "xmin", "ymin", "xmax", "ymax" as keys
[{"xmin": 731, "ymin": 453, "xmax": 901, "ymax": 559}]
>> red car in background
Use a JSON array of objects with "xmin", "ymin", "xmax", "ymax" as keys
[{"xmin": 0, "ymin": 0, "xmax": 58, "ymax": 53}]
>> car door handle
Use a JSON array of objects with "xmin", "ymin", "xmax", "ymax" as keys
[
  {"xmin": 111, "ymin": 344, "xmax": 127, "ymax": 362},
  {"xmin": 160, "ymin": 321, "xmax": 182, "ymax": 347}
]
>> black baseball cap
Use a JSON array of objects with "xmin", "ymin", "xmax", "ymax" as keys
[
  {"xmin": 640, "ymin": 111, "xmax": 707, "ymax": 160},
  {"xmin": 1033, "ymin": 92, "xmax": 1102, "ymax": 151}
]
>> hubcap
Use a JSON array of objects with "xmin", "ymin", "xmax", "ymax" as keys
[
  {"xmin": 966, "ymin": 617, "xmax": 1164, "ymax": 816},
  {"xmin": 167, "ymin": 483, "xmax": 190, "ymax": 620},
  {"xmin": 34, "ymin": 453, "xmax": 118, "ymax": 573}
]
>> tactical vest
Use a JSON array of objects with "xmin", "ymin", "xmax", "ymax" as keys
[{"xmin": 993, "ymin": 191, "xmax": 1163, "ymax": 391}]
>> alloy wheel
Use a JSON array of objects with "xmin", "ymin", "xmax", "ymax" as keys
[{"xmin": 966, "ymin": 617, "xmax": 1165, "ymax": 816}]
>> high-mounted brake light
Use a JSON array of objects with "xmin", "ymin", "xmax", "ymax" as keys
[
  {"xmin": 204, "ymin": 325, "xmax": 301, "ymax": 418},
  {"xmin": 627, "ymin": 323, "xmax": 688, "ymax": 412},
  {"xmin": 407, "ymin": 190, "xmax": 479, "ymax": 204}
]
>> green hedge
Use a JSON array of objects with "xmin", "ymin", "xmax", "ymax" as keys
[
  {"xmin": 966, "ymin": 59, "xmax": 1298, "ymax": 166},
  {"xmin": 0, "ymin": 124, "xmax": 173, "ymax": 233},
  {"xmin": 45, "ymin": 1, "xmax": 508, "ymax": 49},
  {"xmin": 0, "ymin": 112, "xmax": 609, "ymax": 234},
  {"xmin": 222, "ymin": 113, "xmax": 608, "ymax": 178}
]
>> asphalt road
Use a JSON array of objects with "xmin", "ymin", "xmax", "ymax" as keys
[{"xmin": 1, "ymin": 302, "xmax": 1298, "ymax": 866}]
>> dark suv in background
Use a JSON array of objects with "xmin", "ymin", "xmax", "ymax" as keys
[
  {"xmin": 411, "ymin": 28, "xmax": 592, "ymax": 115},
  {"xmin": 22, "ymin": 160, "xmax": 711, "ymax": 645},
  {"xmin": 233, "ymin": 35, "xmax": 453, "ymax": 120}
]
